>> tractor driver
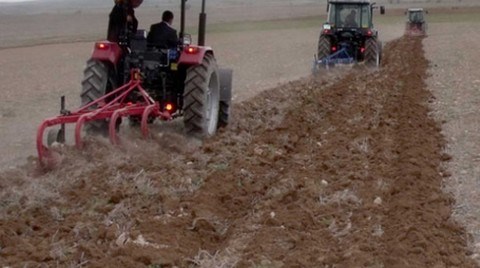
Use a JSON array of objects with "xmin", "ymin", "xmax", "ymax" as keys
[
  {"xmin": 344, "ymin": 10, "xmax": 358, "ymax": 27},
  {"xmin": 147, "ymin": 10, "xmax": 179, "ymax": 49},
  {"xmin": 107, "ymin": 0, "xmax": 142, "ymax": 42}
]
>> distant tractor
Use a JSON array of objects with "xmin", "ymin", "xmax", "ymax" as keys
[
  {"xmin": 313, "ymin": 0, "xmax": 385, "ymax": 71},
  {"xmin": 405, "ymin": 8, "xmax": 427, "ymax": 36}
]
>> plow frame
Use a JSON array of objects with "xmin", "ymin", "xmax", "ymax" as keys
[
  {"xmin": 313, "ymin": 45, "xmax": 356, "ymax": 72},
  {"xmin": 36, "ymin": 69, "xmax": 172, "ymax": 165}
]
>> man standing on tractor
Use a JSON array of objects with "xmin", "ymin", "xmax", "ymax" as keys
[
  {"xmin": 107, "ymin": 0, "xmax": 142, "ymax": 42},
  {"xmin": 147, "ymin": 10, "xmax": 179, "ymax": 49}
]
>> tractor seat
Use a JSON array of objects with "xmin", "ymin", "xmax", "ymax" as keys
[{"xmin": 130, "ymin": 30, "xmax": 148, "ymax": 52}]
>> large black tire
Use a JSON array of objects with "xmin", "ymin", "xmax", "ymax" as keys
[
  {"xmin": 314, "ymin": 35, "xmax": 332, "ymax": 73},
  {"xmin": 80, "ymin": 59, "xmax": 117, "ymax": 135},
  {"xmin": 317, "ymin": 35, "xmax": 331, "ymax": 61},
  {"xmin": 218, "ymin": 68, "xmax": 233, "ymax": 128},
  {"xmin": 218, "ymin": 101, "xmax": 230, "ymax": 128},
  {"xmin": 183, "ymin": 54, "xmax": 220, "ymax": 138},
  {"xmin": 364, "ymin": 38, "xmax": 381, "ymax": 67}
]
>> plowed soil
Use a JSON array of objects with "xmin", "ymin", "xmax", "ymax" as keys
[{"xmin": 0, "ymin": 37, "xmax": 476, "ymax": 267}]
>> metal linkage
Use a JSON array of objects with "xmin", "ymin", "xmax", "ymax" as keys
[
  {"xmin": 315, "ymin": 46, "xmax": 355, "ymax": 68},
  {"xmin": 36, "ymin": 69, "xmax": 172, "ymax": 165}
]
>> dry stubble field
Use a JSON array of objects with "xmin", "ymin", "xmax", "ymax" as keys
[{"xmin": 0, "ymin": 2, "xmax": 480, "ymax": 267}]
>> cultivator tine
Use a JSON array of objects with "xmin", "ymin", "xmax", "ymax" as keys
[
  {"xmin": 74, "ymin": 113, "xmax": 92, "ymax": 150},
  {"xmin": 109, "ymin": 108, "xmax": 127, "ymax": 145},
  {"xmin": 36, "ymin": 120, "xmax": 49, "ymax": 165},
  {"xmin": 141, "ymin": 104, "xmax": 157, "ymax": 138}
]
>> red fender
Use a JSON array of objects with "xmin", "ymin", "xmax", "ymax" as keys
[
  {"xmin": 178, "ymin": 45, "xmax": 213, "ymax": 66},
  {"xmin": 91, "ymin": 41, "xmax": 123, "ymax": 65}
]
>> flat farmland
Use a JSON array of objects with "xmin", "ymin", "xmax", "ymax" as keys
[{"xmin": 0, "ymin": 3, "xmax": 479, "ymax": 267}]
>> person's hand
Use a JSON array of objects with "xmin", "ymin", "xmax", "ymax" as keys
[{"xmin": 127, "ymin": 15, "xmax": 133, "ymax": 22}]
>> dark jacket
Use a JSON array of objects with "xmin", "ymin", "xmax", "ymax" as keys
[
  {"xmin": 147, "ymin": 21, "xmax": 178, "ymax": 49},
  {"xmin": 107, "ymin": 3, "xmax": 138, "ymax": 42}
]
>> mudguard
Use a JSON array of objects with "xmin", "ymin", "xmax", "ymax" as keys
[
  {"xmin": 178, "ymin": 45, "xmax": 213, "ymax": 66},
  {"xmin": 91, "ymin": 41, "xmax": 123, "ymax": 65}
]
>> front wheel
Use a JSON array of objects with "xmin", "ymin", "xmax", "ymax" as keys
[{"xmin": 183, "ymin": 54, "xmax": 221, "ymax": 138}]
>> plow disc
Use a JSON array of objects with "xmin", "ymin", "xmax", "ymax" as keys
[{"xmin": 36, "ymin": 69, "xmax": 172, "ymax": 166}]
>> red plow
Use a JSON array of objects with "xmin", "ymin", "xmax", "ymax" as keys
[{"xmin": 36, "ymin": 69, "xmax": 172, "ymax": 166}]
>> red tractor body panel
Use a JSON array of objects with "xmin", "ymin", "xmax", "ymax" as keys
[
  {"xmin": 178, "ymin": 45, "xmax": 213, "ymax": 66},
  {"xmin": 91, "ymin": 41, "xmax": 123, "ymax": 65}
]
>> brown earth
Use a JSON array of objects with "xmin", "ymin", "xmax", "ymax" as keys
[
  {"xmin": 0, "ymin": 2, "xmax": 479, "ymax": 267},
  {"xmin": 0, "ymin": 36, "xmax": 476, "ymax": 267},
  {"xmin": 426, "ymin": 22, "xmax": 480, "ymax": 264}
]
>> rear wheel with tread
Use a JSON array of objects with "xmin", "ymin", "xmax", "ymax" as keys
[
  {"xmin": 183, "ymin": 54, "xmax": 220, "ymax": 138},
  {"xmin": 218, "ymin": 68, "xmax": 233, "ymax": 128},
  {"xmin": 80, "ymin": 59, "xmax": 117, "ymax": 135},
  {"xmin": 364, "ymin": 38, "xmax": 381, "ymax": 67},
  {"xmin": 314, "ymin": 35, "xmax": 332, "ymax": 73},
  {"xmin": 317, "ymin": 35, "xmax": 331, "ymax": 60},
  {"xmin": 218, "ymin": 101, "xmax": 230, "ymax": 128}
]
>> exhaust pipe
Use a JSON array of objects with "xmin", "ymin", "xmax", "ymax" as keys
[
  {"xmin": 180, "ymin": 0, "xmax": 186, "ymax": 39},
  {"xmin": 198, "ymin": 0, "xmax": 206, "ymax": 46}
]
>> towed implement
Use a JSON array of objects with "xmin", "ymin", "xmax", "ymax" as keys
[
  {"xmin": 36, "ymin": 70, "xmax": 172, "ymax": 164},
  {"xmin": 313, "ymin": 0, "xmax": 385, "ymax": 72},
  {"xmin": 37, "ymin": 0, "xmax": 233, "ymax": 166}
]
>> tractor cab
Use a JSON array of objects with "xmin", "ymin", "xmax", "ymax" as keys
[
  {"xmin": 325, "ymin": 0, "xmax": 384, "ymax": 30},
  {"xmin": 327, "ymin": 2, "xmax": 372, "ymax": 29}
]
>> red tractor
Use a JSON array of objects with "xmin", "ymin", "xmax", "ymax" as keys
[{"xmin": 37, "ymin": 0, "xmax": 233, "ymax": 165}]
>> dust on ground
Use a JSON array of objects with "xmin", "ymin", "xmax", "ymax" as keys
[{"xmin": 0, "ymin": 36, "xmax": 476, "ymax": 267}]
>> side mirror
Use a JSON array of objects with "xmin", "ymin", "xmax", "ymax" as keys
[{"xmin": 380, "ymin": 6, "xmax": 385, "ymax": 15}]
